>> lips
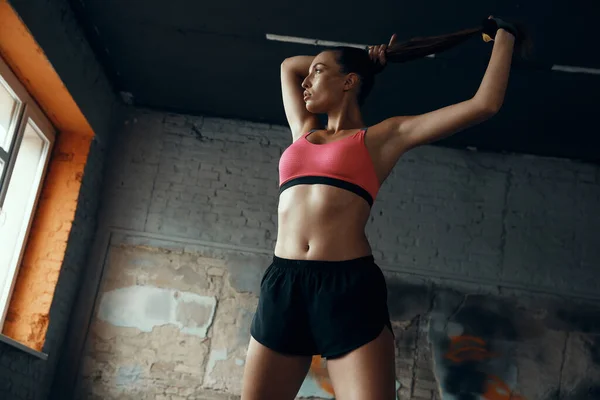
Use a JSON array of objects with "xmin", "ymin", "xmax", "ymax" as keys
[{"xmin": 303, "ymin": 91, "xmax": 311, "ymax": 101}]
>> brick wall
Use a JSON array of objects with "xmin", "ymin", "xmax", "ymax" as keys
[
  {"xmin": 66, "ymin": 107, "xmax": 600, "ymax": 399},
  {"xmin": 75, "ymin": 234, "xmax": 600, "ymax": 400},
  {"xmin": 101, "ymin": 108, "xmax": 600, "ymax": 300},
  {"xmin": 3, "ymin": 132, "xmax": 93, "ymax": 349}
]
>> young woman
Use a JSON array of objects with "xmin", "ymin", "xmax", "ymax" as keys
[{"xmin": 242, "ymin": 17, "xmax": 519, "ymax": 400}]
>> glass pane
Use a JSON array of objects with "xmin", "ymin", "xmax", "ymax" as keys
[
  {"xmin": 0, "ymin": 81, "xmax": 19, "ymax": 151},
  {"xmin": 0, "ymin": 120, "xmax": 47, "ymax": 296}
]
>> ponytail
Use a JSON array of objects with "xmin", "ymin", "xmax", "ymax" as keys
[
  {"xmin": 385, "ymin": 28, "xmax": 481, "ymax": 64},
  {"xmin": 384, "ymin": 17, "xmax": 530, "ymax": 68},
  {"xmin": 331, "ymin": 17, "xmax": 529, "ymax": 105}
]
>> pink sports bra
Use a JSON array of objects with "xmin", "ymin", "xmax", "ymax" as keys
[{"xmin": 278, "ymin": 128, "xmax": 380, "ymax": 206}]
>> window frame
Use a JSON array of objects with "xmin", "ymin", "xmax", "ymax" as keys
[
  {"xmin": 0, "ymin": 56, "xmax": 56, "ymax": 329},
  {"xmin": 0, "ymin": 60, "xmax": 26, "ymax": 207}
]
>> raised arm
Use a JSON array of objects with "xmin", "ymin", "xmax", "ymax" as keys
[
  {"xmin": 375, "ymin": 27, "xmax": 516, "ymax": 160},
  {"xmin": 281, "ymin": 56, "xmax": 321, "ymax": 141}
]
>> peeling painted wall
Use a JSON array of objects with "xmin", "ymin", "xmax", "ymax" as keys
[
  {"xmin": 76, "ymin": 234, "xmax": 600, "ymax": 400},
  {"xmin": 76, "ymin": 237, "xmax": 423, "ymax": 399},
  {"xmin": 77, "ymin": 238, "xmax": 259, "ymax": 399}
]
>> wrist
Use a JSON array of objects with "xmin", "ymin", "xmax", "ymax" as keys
[
  {"xmin": 495, "ymin": 29, "xmax": 516, "ymax": 43},
  {"xmin": 282, "ymin": 56, "xmax": 315, "ymax": 75}
]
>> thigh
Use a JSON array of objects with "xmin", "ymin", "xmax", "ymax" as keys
[
  {"xmin": 312, "ymin": 260, "xmax": 390, "ymax": 358},
  {"xmin": 326, "ymin": 327, "xmax": 396, "ymax": 400},
  {"xmin": 241, "ymin": 336, "xmax": 312, "ymax": 400}
]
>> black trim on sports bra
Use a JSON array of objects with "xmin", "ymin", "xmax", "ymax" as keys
[{"xmin": 279, "ymin": 176, "xmax": 373, "ymax": 207}]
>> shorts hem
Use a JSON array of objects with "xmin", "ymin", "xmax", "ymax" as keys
[
  {"xmin": 321, "ymin": 319, "xmax": 393, "ymax": 359},
  {"xmin": 250, "ymin": 332, "xmax": 314, "ymax": 358}
]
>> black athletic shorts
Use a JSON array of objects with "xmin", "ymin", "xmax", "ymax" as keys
[{"xmin": 250, "ymin": 254, "xmax": 392, "ymax": 359}]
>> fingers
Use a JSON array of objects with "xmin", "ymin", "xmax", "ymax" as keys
[
  {"xmin": 368, "ymin": 33, "xmax": 397, "ymax": 68},
  {"xmin": 378, "ymin": 45, "xmax": 387, "ymax": 65},
  {"xmin": 368, "ymin": 45, "xmax": 383, "ymax": 62}
]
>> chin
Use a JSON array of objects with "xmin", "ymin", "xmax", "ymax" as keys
[{"xmin": 305, "ymin": 101, "xmax": 325, "ymax": 114}]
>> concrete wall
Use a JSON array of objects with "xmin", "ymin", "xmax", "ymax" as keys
[
  {"xmin": 69, "ymin": 108, "xmax": 600, "ymax": 399},
  {"xmin": 0, "ymin": 1, "xmax": 122, "ymax": 399}
]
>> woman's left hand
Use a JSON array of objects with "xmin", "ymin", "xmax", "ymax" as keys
[
  {"xmin": 483, "ymin": 15, "xmax": 519, "ymax": 41},
  {"xmin": 368, "ymin": 34, "xmax": 397, "ymax": 71}
]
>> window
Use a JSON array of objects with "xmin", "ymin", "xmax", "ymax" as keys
[{"xmin": 0, "ymin": 56, "xmax": 55, "ymax": 328}]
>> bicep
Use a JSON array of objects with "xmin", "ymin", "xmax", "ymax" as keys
[
  {"xmin": 280, "ymin": 62, "xmax": 320, "ymax": 141},
  {"xmin": 386, "ymin": 99, "xmax": 497, "ymax": 154}
]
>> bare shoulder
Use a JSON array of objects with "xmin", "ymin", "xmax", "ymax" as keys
[
  {"xmin": 292, "ymin": 121, "xmax": 322, "ymax": 142},
  {"xmin": 364, "ymin": 116, "xmax": 409, "ymax": 149}
]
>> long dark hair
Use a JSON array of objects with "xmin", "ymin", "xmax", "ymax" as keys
[{"xmin": 330, "ymin": 22, "xmax": 529, "ymax": 105}]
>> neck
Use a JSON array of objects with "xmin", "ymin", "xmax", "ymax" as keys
[{"xmin": 325, "ymin": 96, "xmax": 364, "ymax": 134}]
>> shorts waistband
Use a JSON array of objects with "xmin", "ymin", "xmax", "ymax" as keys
[{"xmin": 272, "ymin": 254, "xmax": 375, "ymax": 270}]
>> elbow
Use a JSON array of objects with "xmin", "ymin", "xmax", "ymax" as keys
[
  {"xmin": 485, "ymin": 101, "xmax": 502, "ymax": 116},
  {"xmin": 475, "ymin": 98, "xmax": 502, "ymax": 119},
  {"xmin": 281, "ymin": 58, "xmax": 300, "ymax": 76},
  {"xmin": 281, "ymin": 57, "xmax": 297, "ymax": 70}
]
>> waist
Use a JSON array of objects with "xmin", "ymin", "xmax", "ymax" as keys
[
  {"xmin": 274, "ymin": 233, "xmax": 372, "ymax": 261},
  {"xmin": 272, "ymin": 254, "xmax": 375, "ymax": 269}
]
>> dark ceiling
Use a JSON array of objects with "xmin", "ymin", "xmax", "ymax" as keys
[{"xmin": 71, "ymin": 0, "xmax": 599, "ymax": 163}]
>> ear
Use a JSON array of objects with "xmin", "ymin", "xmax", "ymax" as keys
[{"xmin": 343, "ymin": 73, "xmax": 360, "ymax": 92}]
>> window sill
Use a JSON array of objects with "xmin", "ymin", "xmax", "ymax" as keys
[{"xmin": 0, "ymin": 333, "xmax": 47, "ymax": 360}]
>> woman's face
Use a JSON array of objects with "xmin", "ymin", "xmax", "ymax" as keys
[{"xmin": 302, "ymin": 51, "xmax": 351, "ymax": 114}]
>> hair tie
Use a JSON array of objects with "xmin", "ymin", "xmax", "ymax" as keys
[{"xmin": 482, "ymin": 17, "xmax": 519, "ymax": 41}]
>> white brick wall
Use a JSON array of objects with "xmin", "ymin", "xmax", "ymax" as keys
[{"xmin": 102, "ymin": 108, "xmax": 600, "ymax": 300}]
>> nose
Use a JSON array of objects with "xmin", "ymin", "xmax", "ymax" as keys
[{"xmin": 301, "ymin": 75, "xmax": 311, "ymax": 89}]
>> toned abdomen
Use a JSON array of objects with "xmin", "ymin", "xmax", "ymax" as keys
[{"xmin": 274, "ymin": 185, "xmax": 372, "ymax": 261}]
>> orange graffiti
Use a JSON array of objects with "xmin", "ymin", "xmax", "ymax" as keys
[
  {"xmin": 484, "ymin": 375, "xmax": 526, "ymax": 400},
  {"xmin": 445, "ymin": 335, "xmax": 498, "ymax": 363},
  {"xmin": 444, "ymin": 335, "xmax": 526, "ymax": 400},
  {"xmin": 309, "ymin": 355, "xmax": 335, "ymax": 395}
]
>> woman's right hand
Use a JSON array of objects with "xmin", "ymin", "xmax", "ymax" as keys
[{"xmin": 368, "ymin": 34, "xmax": 397, "ymax": 73}]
